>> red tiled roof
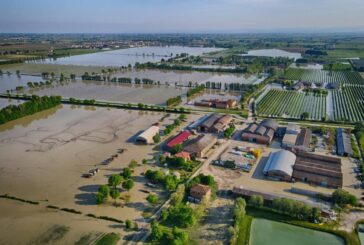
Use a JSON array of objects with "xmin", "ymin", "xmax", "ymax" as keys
[
  {"xmin": 166, "ymin": 130, "xmax": 190, "ymax": 148},
  {"xmin": 174, "ymin": 151, "xmax": 190, "ymax": 159}
]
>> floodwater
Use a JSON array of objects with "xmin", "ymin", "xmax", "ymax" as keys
[
  {"xmin": 28, "ymin": 80, "xmax": 187, "ymax": 105},
  {"xmin": 250, "ymin": 218, "xmax": 344, "ymax": 245},
  {"xmin": 113, "ymin": 69, "xmax": 265, "ymax": 86},
  {"xmin": 28, "ymin": 46, "xmax": 223, "ymax": 67},
  {"xmin": 0, "ymin": 98, "xmax": 23, "ymax": 109},
  {"xmin": 0, "ymin": 74, "xmax": 45, "ymax": 92},
  {"xmin": 242, "ymin": 49, "xmax": 302, "ymax": 60},
  {"xmin": 0, "ymin": 105, "xmax": 170, "ymax": 217}
]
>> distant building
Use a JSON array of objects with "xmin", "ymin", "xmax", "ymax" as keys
[
  {"xmin": 336, "ymin": 128, "xmax": 353, "ymax": 157},
  {"xmin": 198, "ymin": 114, "xmax": 222, "ymax": 132},
  {"xmin": 241, "ymin": 119, "xmax": 279, "ymax": 145},
  {"xmin": 135, "ymin": 125, "xmax": 160, "ymax": 144},
  {"xmin": 195, "ymin": 99, "xmax": 237, "ymax": 109},
  {"xmin": 326, "ymin": 83, "xmax": 340, "ymax": 90},
  {"xmin": 184, "ymin": 134, "xmax": 217, "ymax": 158},
  {"xmin": 188, "ymin": 184, "xmax": 211, "ymax": 203}
]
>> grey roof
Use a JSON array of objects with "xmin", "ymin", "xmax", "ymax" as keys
[
  {"xmin": 263, "ymin": 150, "xmax": 296, "ymax": 177},
  {"xmin": 245, "ymin": 123, "xmax": 258, "ymax": 133},
  {"xmin": 255, "ymin": 125, "xmax": 267, "ymax": 136},
  {"xmin": 200, "ymin": 114, "xmax": 222, "ymax": 129},
  {"xmin": 184, "ymin": 134, "xmax": 217, "ymax": 154},
  {"xmin": 336, "ymin": 128, "xmax": 353, "ymax": 156},
  {"xmin": 260, "ymin": 119, "xmax": 279, "ymax": 131}
]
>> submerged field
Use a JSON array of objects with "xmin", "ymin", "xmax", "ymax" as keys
[
  {"xmin": 250, "ymin": 218, "xmax": 344, "ymax": 245},
  {"xmin": 0, "ymin": 104, "xmax": 191, "ymax": 243},
  {"xmin": 27, "ymin": 80, "xmax": 187, "ymax": 105}
]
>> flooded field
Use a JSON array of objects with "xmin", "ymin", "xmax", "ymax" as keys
[
  {"xmin": 113, "ymin": 69, "xmax": 263, "ymax": 85},
  {"xmin": 0, "ymin": 105, "xmax": 191, "ymax": 242},
  {"xmin": 28, "ymin": 80, "xmax": 187, "ymax": 105},
  {"xmin": 29, "ymin": 46, "xmax": 222, "ymax": 67},
  {"xmin": 250, "ymin": 218, "xmax": 344, "ymax": 245},
  {"xmin": 242, "ymin": 49, "xmax": 302, "ymax": 60},
  {"xmin": 0, "ymin": 74, "xmax": 45, "ymax": 92},
  {"xmin": 0, "ymin": 98, "xmax": 23, "ymax": 109}
]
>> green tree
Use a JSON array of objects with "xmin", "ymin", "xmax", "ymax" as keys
[
  {"xmin": 153, "ymin": 133, "xmax": 161, "ymax": 143},
  {"xmin": 122, "ymin": 167, "xmax": 132, "ymax": 179},
  {"xmin": 110, "ymin": 189, "xmax": 120, "ymax": 205},
  {"xmin": 332, "ymin": 189, "xmax": 358, "ymax": 207},
  {"xmin": 301, "ymin": 112, "xmax": 309, "ymax": 120},
  {"xmin": 146, "ymin": 193, "xmax": 159, "ymax": 205},
  {"xmin": 150, "ymin": 220, "xmax": 163, "ymax": 241},
  {"xmin": 98, "ymin": 185, "xmax": 110, "ymax": 197},
  {"xmin": 125, "ymin": 219, "xmax": 134, "ymax": 230},
  {"xmin": 171, "ymin": 144, "xmax": 183, "ymax": 154},
  {"xmin": 129, "ymin": 159, "xmax": 138, "ymax": 169},
  {"xmin": 108, "ymin": 174, "xmax": 123, "ymax": 190},
  {"xmin": 142, "ymin": 159, "xmax": 148, "ymax": 165},
  {"xmin": 123, "ymin": 179, "xmax": 134, "ymax": 191},
  {"xmin": 249, "ymin": 195, "xmax": 264, "ymax": 208}
]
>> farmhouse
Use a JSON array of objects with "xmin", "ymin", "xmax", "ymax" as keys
[
  {"xmin": 295, "ymin": 128, "xmax": 312, "ymax": 151},
  {"xmin": 241, "ymin": 118, "xmax": 279, "ymax": 145},
  {"xmin": 336, "ymin": 128, "xmax": 353, "ymax": 157},
  {"xmin": 198, "ymin": 114, "xmax": 222, "ymax": 132},
  {"xmin": 135, "ymin": 125, "xmax": 160, "ymax": 144},
  {"xmin": 165, "ymin": 130, "xmax": 191, "ymax": 150},
  {"xmin": 197, "ymin": 113, "xmax": 232, "ymax": 133},
  {"xmin": 174, "ymin": 151, "xmax": 191, "ymax": 161},
  {"xmin": 184, "ymin": 134, "xmax": 217, "ymax": 158},
  {"xmin": 211, "ymin": 114, "xmax": 233, "ymax": 133},
  {"xmin": 263, "ymin": 150, "xmax": 296, "ymax": 181},
  {"xmin": 188, "ymin": 184, "xmax": 211, "ymax": 203},
  {"xmin": 194, "ymin": 99, "xmax": 237, "ymax": 109},
  {"xmin": 293, "ymin": 151, "xmax": 342, "ymax": 188},
  {"xmin": 282, "ymin": 124, "xmax": 312, "ymax": 151}
]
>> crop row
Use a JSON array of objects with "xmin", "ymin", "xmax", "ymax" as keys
[
  {"xmin": 256, "ymin": 89, "xmax": 326, "ymax": 120},
  {"xmin": 332, "ymin": 85, "xmax": 364, "ymax": 122},
  {"xmin": 285, "ymin": 68, "xmax": 364, "ymax": 85}
]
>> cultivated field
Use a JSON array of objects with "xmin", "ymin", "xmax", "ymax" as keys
[
  {"xmin": 285, "ymin": 68, "xmax": 364, "ymax": 85},
  {"xmin": 256, "ymin": 89, "xmax": 327, "ymax": 120},
  {"xmin": 332, "ymin": 85, "xmax": 364, "ymax": 122}
]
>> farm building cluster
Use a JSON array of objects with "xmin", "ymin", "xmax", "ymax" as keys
[
  {"xmin": 194, "ymin": 99, "xmax": 238, "ymax": 109},
  {"xmin": 263, "ymin": 149, "xmax": 343, "ymax": 188}
]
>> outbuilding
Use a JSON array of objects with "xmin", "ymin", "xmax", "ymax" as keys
[
  {"xmin": 135, "ymin": 125, "xmax": 160, "ymax": 144},
  {"xmin": 263, "ymin": 150, "xmax": 296, "ymax": 181}
]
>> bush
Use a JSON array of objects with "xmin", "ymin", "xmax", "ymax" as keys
[
  {"xmin": 332, "ymin": 189, "xmax": 358, "ymax": 207},
  {"xmin": 249, "ymin": 195, "xmax": 264, "ymax": 208},
  {"xmin": 147, "ymin": 193, "xmax": 159, "ymax": 205}
]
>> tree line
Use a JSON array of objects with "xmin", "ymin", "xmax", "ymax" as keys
[{"xmin": 0, "ymin": 95, "xmax": 61, "ymax": 125}]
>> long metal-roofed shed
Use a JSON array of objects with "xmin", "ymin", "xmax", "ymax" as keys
[
  {"xmin": 336, "ymin": 128, "xmax": 353, "ymax": 157},
  {"xmin": 135, "ymin": 125, "xmax": 160, "ymax": 144},
  {"xmin": 165, "ymin": 130, "xmax": 191, "ymax": 150},
  {"xmin": 263, "ymin": 150, "xmax": 296, "ymax": 181},
  {"xmin": 293, "ymin": 150, "xmax": 342, "ymax": 188}
]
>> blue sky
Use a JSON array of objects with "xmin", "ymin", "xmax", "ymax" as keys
[{"xmin": 0, "ymin": 0, "xmax": 363, "ymax": 33}]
